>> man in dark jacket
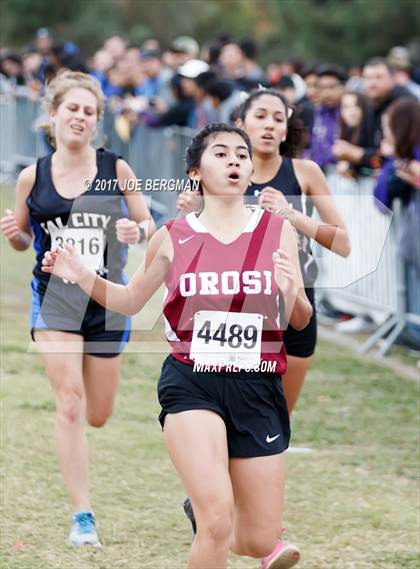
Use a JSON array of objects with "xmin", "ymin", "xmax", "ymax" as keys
[{"xmin": 333, "ymin": 58, "xmax": 414, "ymax": 170}]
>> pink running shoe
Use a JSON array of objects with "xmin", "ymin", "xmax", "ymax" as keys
[{"xmin": 261, "ymin": 539, "xmax": 301, "ymax": 569}]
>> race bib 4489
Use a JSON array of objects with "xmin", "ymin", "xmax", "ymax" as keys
[{"xmin": 190, "ymin": 310, "xmax": 263, "ymax": 369}]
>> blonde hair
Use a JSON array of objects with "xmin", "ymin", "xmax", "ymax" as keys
[{"xmin": 41, "ymin": 70, "xmax": 105, "ymax": 145}]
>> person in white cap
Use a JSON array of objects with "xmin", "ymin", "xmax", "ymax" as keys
[{"xmin": 178, "ymin": 60, "xmax": 210, "ymax": 128}]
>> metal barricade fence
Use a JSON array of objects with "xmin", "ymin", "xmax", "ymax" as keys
[
  {"xmin": 126, "ymin": 122, "xmax": 194, "ymax": 222},
  {"xmin": 0, "ymin": 96, "xmax": 17, "ymax": 177},
  {"xmin": 14, "ymin": 96, "xmax": 46, "ymax": 166},
  {"xmin": 1, "ymin": 96, "xmax": 50, "ymax": 178},
  {"xmin": 315, "ymin": 170, "xmax": 398, "ymax": 313},
  {"xmin": 317, "ymin": 169, "xmax": 419, "ymax": 356}
]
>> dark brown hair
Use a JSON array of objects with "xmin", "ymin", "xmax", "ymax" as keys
[
  {"xmin": 339, "ymin": 91, "xmax": 371, "ymax": 144},
  {"xmin": 185, "ymin": 123, "xmax": 252, "ymax": 194},
  {"xmin": 387, "ymin": 97, "xmax": 420, "ymax": 159}
]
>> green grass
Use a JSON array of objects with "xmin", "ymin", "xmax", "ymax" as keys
[{"xmin": 1, "ymin": 186, "xmax": 419, "ymax": 568}]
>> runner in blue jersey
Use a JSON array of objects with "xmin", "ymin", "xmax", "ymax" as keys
[{"xmin": 0, "ymin": 70, "xmax": 155, "ymax": 546}]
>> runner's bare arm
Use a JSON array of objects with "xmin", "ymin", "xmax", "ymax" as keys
[
  {"xmin": 115, "ymin": 159, "xmax": 156, "ymax": 243},
  {"xmin": 292, "ymin": 160, "xmax": 351, "ymax": 257},
  {"xmin": 0, "ymin": 165, "xmax": 35, "ymax": 251},
  {"xmin": 42, "ymin": 226, "xmax": 172, "ymax": 315},
  {"xmin": 276, "ymin": 219, "xmax": 312, "ymax": 331}
]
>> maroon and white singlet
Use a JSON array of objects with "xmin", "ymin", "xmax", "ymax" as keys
[{"xmin": 163, "ymin": 207, "xmax": 287, "ymax": 374}]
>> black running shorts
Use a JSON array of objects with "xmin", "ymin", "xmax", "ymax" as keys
[{"xmin": 157, "ymin": 355, "xmax": 291, "ymax": 458}]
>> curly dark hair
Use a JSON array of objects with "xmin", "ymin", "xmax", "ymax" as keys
[
  {"xmin": 237, "ymin": 88, "xmax": 306, "ymax": 158},
  {"xmin": 185, "ymin": 123, "xmax": 252, "ymax": 194}
]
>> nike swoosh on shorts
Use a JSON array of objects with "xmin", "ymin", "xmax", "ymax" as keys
[{"xmin": 266, "ymin": 434, "xmax": 281, "ymax": 443}]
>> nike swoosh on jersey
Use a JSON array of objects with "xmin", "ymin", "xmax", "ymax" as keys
[{"xmin": 178, "ymin": 236, "xmax": 194, "ymax": 244}]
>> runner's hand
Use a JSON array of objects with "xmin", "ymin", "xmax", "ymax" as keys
[
  {"xmin": 116, "ymin": 218, "xmax": 142, "ymax": 244},
  {"xmin": 177, "ymin": 191, "xmax": 202, "ymax": 213},
  {"xmin": 41, "ymin": 244, "xmax": 89, "ymax": 283},
  {"xmin": 259, "ymin": 187, "xmax": 289, "ymax": 211},
  {"xmin": 0, "ymin": 209, "xmax": 21, "ymax": 241},
  {"xmin": 273, "ymin": 248, "xmax": 298, "ymax": 298}
]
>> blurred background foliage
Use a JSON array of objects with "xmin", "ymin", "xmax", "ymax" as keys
[{"xmin": 1, "ymin": 0, "xmax": 420, "ymax": 66}]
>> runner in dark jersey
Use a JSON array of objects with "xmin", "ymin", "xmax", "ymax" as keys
[
  {"xmin": 41, "ymin": 123, "xmax": 312, "ymax": 568},
  {"xmin": 237, "ymin": 88, "xmax": 351, "ymax": 415},
  {"xmin": 29, "ymin": 147, "xmax": 137, "ymax": 349},
  {"xmin": 0, "ymin": 70, "xmax": 154, "ymax": 546},
  {"xmin": 249, "ymin": 155, "xmax": 318, "ymax": 366}
]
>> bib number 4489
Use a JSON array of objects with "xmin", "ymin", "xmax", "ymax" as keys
[
  {"xmin": 190, "ymin": 310, "xmax": 263, "ymax": 368},
  {"xmin": 197, "ymin": 320, "xmax": 258, "ymax": 349}
]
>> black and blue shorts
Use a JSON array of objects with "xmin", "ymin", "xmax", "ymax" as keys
[
  {"xmin": 30, "ymin": 275, "xmax": 130, "ymax": 358},
  {"xmin": 157, "ymin": 355, "xmax": 291, "ymax": 458}
]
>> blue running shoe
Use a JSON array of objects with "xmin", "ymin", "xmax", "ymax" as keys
[{"xmin": 68, "ymin": 511, "xmax": 101, "ymax": 547}]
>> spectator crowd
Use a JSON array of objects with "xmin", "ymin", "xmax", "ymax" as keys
[{"xmin": 1, "ymin": 29, "xmax": 419, "ymax": 167}]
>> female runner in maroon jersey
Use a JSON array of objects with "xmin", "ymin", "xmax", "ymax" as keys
[
  {"xmin": 41, "ymin": 123, "xmax": 312, "ymax": 569},
  {"xmin": 178, "ymin": 90, "xmax": 351, "ymax": 416}
]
